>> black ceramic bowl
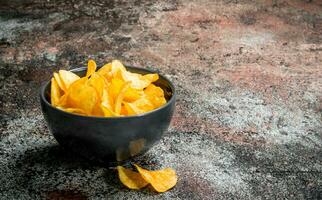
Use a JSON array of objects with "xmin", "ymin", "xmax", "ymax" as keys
[{"xmin": 40, "ymin": 66, "xmax": 175, "ymax": 165}]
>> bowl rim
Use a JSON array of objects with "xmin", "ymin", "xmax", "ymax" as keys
[{"xmin": 40, "ymin": 65, "xmax": 176, "ymax": 120}]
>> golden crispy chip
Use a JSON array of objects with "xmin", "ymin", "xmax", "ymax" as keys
[
  {"xmin": 100, "ymin": 105, "xmax": 113, "ymax": 117},
  {"xmin": 97, "ymin": 63, "xmax": 112, "ymax": 77},
  {"xmin": 144, "ymin": 95, "xmax": 166, "ymax": 108},
  {"xmin": 115, "ymin": 82, "xmax": 130, "ymax": 115},
  {"xmin": 122, "ymin": 71, "xmax": 150, "ymax": 89},
  {"xmin": 111, "ymin": 60, "xmax": 151, "ymax": 89},
  {"xmin": 101, "ymin": 89, "xmax": 109, "ymax": 106},
  {"xmin": 113, "ymin": 68, "xmax": 124, "ymax": 80},
  {"xmin": 133, "ymin": 97, "xmax": 155, "ymax": 112},
  {"xmin": 86, "ymin": 59, "xmax": 97, "ymax": 77},
  {"xmin": 117, "ymin": 166, "xmax": 149, "ymax": 190},
  {"xmin": 54, "ymin": 72, "xmax": 66, "ymax": 92},
  {"xmin": 144, "ymin": 84, "xmax": 166, "ymax": 108},
  {"xmin": 58, "ymin": 93, "xmax": 68, "ymax": 107},
  {"xmin": 143, "ymin": 74, "xmax": 159, "ymax": 82},
  {"xmin": 75, "ymin": 85, "xmax": 98, "ymax": 115},
  {"xmin": 101, "ymin": 104, "xmax": 119, "ymax": 117},
  {"xmin": 124, "ymin": 102, "xmax": 144, "ymax": 115},
  {"xmin": 101, "ymin": 88, "xmax": 118, "ymax": 117},
  {"xmin": 101, "ymin": 89, "xmax": 113, "ymax": 108},
  {"xmin": 151, "ymin": 97, "xmax": 166, "ymax": 108},
  {"xmin": 51, "ymin": 78, "xmax": 61, "ymax": 106},
  {"xmin": 66, "ymin": 77, "xmax": 98, "ymax": 114},
  {"xmin": 59, "ymin": 70, "xmax": 80, "ymax": 90},
  {"xmin": 123, "ymin": 97, "xmax": 154, "ymax": 115},
  {"xmin": 134, "ymin": 164, "xmax": 177, "ymax": 192},
  {"xmin": 88, "ymin": 73, "xmax": 105, "ymax": 98},
  {"xmin": 144, "ymin": 84, "xmax": 164, "ymax": 97},
  {"xmin": 91, "ymin": 103, "xmax": 105, "ymax": 117},
  {"xmin": 66, "ymin": 77, "xmax": 87, "ymax": 104},
  {"xmin": 108, "ymin": 78, "xmax": 125, "ymax": 102},
  {"xmin": 111, "ymin": 60, "xmax": 126, "ymax": 75},
  {"xmin": 59, "ymin": 107, "xmax": 86, "ymax": 115},
  {"xmin": 124, "ymin": 87, "xmax": 143, "ymax": 102},
  {"xmin": 77, "ymin": 86, "xmax": 99, "ymax": 115},
  {"xmin": 64, "ymin": 108, "xmax": 86, "ymax": 115},
  {"xmin": 120, "ymin": 105, "xmax": 127, "ymax": 115}
]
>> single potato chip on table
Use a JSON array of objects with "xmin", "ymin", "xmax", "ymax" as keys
[
  {"xmin": 134, "ymin": 164, "xmax": 177, "ymax": 192},
  {"xmin": 116, "ymin": 164, "xmax": 177, "ymax": 192},
  {"xmin": 117, "ymin": 166, "xmax": 149, "ymax": 190}
]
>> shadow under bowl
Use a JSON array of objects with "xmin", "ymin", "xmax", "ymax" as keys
[{"xmin": 40, "ymin": 66, "xmax": 176, "ymax": 166}]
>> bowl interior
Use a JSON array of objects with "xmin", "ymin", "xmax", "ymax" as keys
[{"xmin": 43, "ymin": 66, "xmax": 174, "ymax": 112}]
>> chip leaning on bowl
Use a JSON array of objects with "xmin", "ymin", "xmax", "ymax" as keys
[{"xmin": 50, "ymin": 60, "xmax": 167, "ymax": 117}]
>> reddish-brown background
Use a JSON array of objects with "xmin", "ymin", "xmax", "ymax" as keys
[{"xmin": 0, "ymin": 0, "xmax": 321, "ymax": 199}]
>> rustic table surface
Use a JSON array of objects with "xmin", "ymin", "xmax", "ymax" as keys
[{"xmin": 0, "ymin": 0, "xmax": 321, "ymax": 199}]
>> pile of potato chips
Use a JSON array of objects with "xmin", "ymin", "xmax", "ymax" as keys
[
  {"xmin": 117, "ymin": 164, "xmax": 177, "ymax": 192},
  {"xmin": 51, "ymin": 60, "xmax": 167, "ymax": 117}
]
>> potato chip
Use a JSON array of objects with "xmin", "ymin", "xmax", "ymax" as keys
[
  {"xmin": 58, "ymin": 107, "xmax": 86, "ymax": 115},
  {"xmin": 143, "ymin": 74, "xmax": 159, "ymax": 83},
  {"xmin": 115, "ymin": 82, "xmax": 130, "ymax": 115},
  {"xmin": 144, "ymin": 84, "xmax": 164, "ymax": 97},
  {"xmin": 54, "ymin": 72, "xmax": 66, "ymax": 92},
  {"xmin": 86, "ymin": 59, "xmax": 97, "ymax": 77},
  {"xmin": 100, "ymin": 88, "xmax": 117, "ymax": 116},
  {"xmin": 97, "ymin": 63, "xmax": 112, "ymax": 77},
  {"xmin": 66, "ymin": 78, "xmax": 88, "ymax": 104},
  {"xmin": 123, "ymin": 95, "xmax": 155, "ymax": 115},
  {"xmin": 58, "ymin": 93, "xmax": 68, "ymax": 107},
  {"xmin": 91, "ymin": 103, "xmax": 105, "ymax": 117},
  {"xmin": 101, "ymin": 105, "xmax": 114, "ymax": 117},
  {"xmin": 133, "ymin": 97, "xmax": 155, "ymax": 112},
  {"xmin": 76, "ymin": 86, "xmax": 98, "ymax": 115},
  {"xmin": 124, "ymin": 102, "xmax": 144, "ymax": 115},
  {"xmin": 111, "ymin": 60, "xmax": 126, "ymax": 75},
  {"xmin": 134, "ymin": 164, "xmax": 177, "ymax": 192},
  {"xmin": 120, "ymin": 105, "xmax": 127, "ymax": 115},
  {"xmin": 101, "ymin": 104, "xmax": 118, "ymax": 117},
  {"xmin": 59, "ymin": 70, "xmax": 80, "ymax": 90},
  {"xmin": 110, "ymin": 60, "xmax": 153, "ymax": 89},
  {"xmin": 122, "ymin": 71, "xmax": 150, "ymax": 90},
  {"xmin": 67, "ymin": 78, "xmax": 98, "ymax": 114},
  {"xmin": 100, "ymin": 88, "xmax": 111, "ymax": 107},
  {"xmin": 144, "ymin": 95, "xmax": 166, "ymax": 109},
  {"xmin": 144, "ymin": 84, "xmax": 166, "ymax": 108},
  {"xmin": 51, "ymin": 78, "xmax": 61, "ymax": 106},
  {"xmin": 117, "ymin": 166, "xmax": 148, "ymax": 190},
  {"xmin": 108, "ymin": 78, "xmax": 125, "ymax": 103},
  {"xmin": 88, "ymin": 73, "xmax": 105, "ymax": 98},
  {"xmin": 151, "ymin": 97, "xmax": 167, "ymax": 108},
  {"xmin": 124, "ymin": 87, "xmax": 143, "ymax": 102}
]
